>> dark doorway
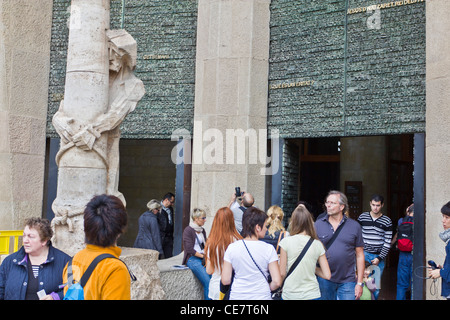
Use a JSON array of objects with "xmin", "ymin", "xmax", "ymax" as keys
[
  {"xmin": 299, "ymin": 137, "xmax": 340, "ymax": 220},
  {"xmin": 295, "ymin": 135, "xmax": 414, "ymax": 300}
]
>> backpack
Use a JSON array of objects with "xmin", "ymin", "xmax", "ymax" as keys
[
  {"xmin": 64, "ymin": 253, "xmax": 136, "ymax": 300},
  {"xmin": 397, "ymin": 216, "xmax": 413, "ymax": 252}
]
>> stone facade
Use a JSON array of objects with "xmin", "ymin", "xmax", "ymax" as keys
[
  {"xmin": 0, "ymin": 0, "xmax": 53, "ymax": 229},
  {"xmin": 1, "ymin": 0, "xmax": 449, "ymax": 300}
]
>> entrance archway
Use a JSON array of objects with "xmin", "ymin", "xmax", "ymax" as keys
[{"xmin": 279, "ymin": 134, "xmax": 414, "ymax": 299}]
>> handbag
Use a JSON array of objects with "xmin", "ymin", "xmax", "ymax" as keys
[{"xmin": 219, "ymin": 270, "xmax": 234, "ymax": 300}]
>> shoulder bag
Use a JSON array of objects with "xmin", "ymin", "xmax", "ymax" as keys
[{"xmin": 325, "ymin": 218, "xmax": 346, "ymax": 250}]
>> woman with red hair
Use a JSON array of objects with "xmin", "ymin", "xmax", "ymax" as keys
[{"xmin": 204, "ymin": 207, "xmax": 242, "ymax": 300}]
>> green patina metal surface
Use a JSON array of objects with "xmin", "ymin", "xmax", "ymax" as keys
[
  {"xmin": 268, "ymin": 0, "xmax": 425, "ymax": 138},
  {"xmin": 47, "ymin": 0, "xmax": 425, "ymax": 140}
]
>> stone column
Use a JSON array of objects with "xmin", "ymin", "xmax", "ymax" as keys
[
  {"xmin": 425, "ymin": 0, "xmax": 450, "ymax": 300},
  {"xmin": 51, "ymin": 0, "xmax": 109, "ymax": 254},
  {"xmin": 0, "ymin": 1, "xmax": 53, "ymax": 229},
  {"xmin": 190, "ymin": 0, "xmax": 271, "ymax": 226}
]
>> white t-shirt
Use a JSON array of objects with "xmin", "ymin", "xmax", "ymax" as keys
[
  {"xmin": 224, "ymin": 240, "xmax": 278, "ymax": 300},
  {"xmin": 207, "ymin": 247, "xmax": 222, "ymax": 300},
  {"xmin": 279, "ymin": 234, "xmax": 326, "ymax": 300}
]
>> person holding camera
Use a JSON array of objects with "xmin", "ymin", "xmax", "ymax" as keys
[
  {"xmin": 428, "ymin": 201, "xmax": 450, "ymax": 300},
  {"xmin": 228, "ymin": 187, "xmax": 255, "ymax": 234},
  {"xmin": 182, "ymin": 208, "xmax": 211, "ymax": 300}
]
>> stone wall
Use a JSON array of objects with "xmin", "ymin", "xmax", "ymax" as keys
[
  {"xmin": 425, "ymin": 0, "xmax": 450, "ymax": 300},
  {"xmin": 0, "ymin": 0, "xmax": 53, "ymax": 229}
]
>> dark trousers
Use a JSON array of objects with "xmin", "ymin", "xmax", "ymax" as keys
[{"xmin": 162, "ymin": 236, "xmax": 173, "ymax": 259}]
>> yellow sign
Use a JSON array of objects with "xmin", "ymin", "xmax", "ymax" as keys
[
  {"xmin": 347, "ymin": 0, "xmax": 424, "ymax": 15},
  {"xmin": 269, "ymin": 80, "xmax": 315, "ymax": 90}
]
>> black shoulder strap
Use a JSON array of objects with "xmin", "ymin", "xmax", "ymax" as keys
[
  {"xmin": 284, "ymin": 237, "xmax": 314, "ymax": 283},
  {"xmin": 325, "ymin": 219, "xmax": 346, "ymax": 250},
  {"xmin": 242, "ymin": 240, "xmax": 269, "ymax": 282},
  {"xmin": 67, "ymin": 253, "xmax": 136, "ymax": 289},
  {"xmin": 80, "ymin": 254, "xmax": 116, "ymax": 288}
]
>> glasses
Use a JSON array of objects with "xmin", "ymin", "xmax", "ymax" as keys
[{"xmin": 325, "ymin": 201, "xmax": 339, "ymax": 206}]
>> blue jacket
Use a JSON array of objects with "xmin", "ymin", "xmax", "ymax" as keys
[
  {"xmin": 441, "ymin": 241, "xmax": 450, "ymax": 298},
  {"xmin": 0, "ymin": 244, "xmax": 70, "ymax": 300},
  {"xmin": 134, "ymin": 211, "xmax": 164, "ymax": 257}
]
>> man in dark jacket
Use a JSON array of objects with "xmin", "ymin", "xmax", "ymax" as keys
[{"xmin": 158, "ymin": 192, "xmax": 175, "ymax": 258}]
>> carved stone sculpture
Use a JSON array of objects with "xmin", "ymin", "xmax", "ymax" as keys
[{"xmin": 51, "ymin": 0, "xmax": 145, "ymax": 254}]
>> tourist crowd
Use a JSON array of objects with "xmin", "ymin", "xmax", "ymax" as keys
[{"xmin": 0, "ymin": 190, "xmax": 449, "ymax": 301}]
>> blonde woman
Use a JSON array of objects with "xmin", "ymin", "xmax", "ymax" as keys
[
  {"xmin": 261, "ymin": 205, "xmax": 287, "ymax": 254},
  {"xmin": 134, "ymin": 199, "xmax": 164, "ymax": 258},
  {"xmin": 278, "ymin": 204, "xmax": 331, "ymax": 300},
  {"xmin": 182, "ymin": 208, "xmax": 211, "ymax": 299}
]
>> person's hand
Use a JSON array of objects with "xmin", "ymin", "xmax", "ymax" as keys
[
  {"xmin": 355, "ymin": 284, "xmax": 363, "ymax": 299},
  {"xmin": 371, "ymin": 258, "xmax": 380, "ymax": 266},
  {"xmin": 428, "ymin": 268, "xmax": 441, "ymax": 279},
  {"xmin": 228, "ymin": 192, "xmax": 237, "ymax": 208}
]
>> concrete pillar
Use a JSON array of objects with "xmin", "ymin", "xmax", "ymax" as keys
[
  {"xmin": 190, "ymin": 0, "xmax": 271, "ymax": 226},
  {"xmin": 425, "ymin": 0, "xmax": 450, "ymax": 300},
  {"xmin": 0, "ymin": 0, "xmax": 53, "ymax": 229}
]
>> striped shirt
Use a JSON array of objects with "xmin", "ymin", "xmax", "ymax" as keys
[
  {"xmin": 31, "ymin": 265, "xmax": 39, "ymax": 278},
  {"xmin": 357, "ymin": 212, "xmax": 393, "ymax": 261}
]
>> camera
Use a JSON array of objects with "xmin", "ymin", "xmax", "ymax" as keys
[
  {"xmin": 428, "ymin": 260, "xmax": 438, "ymax": 269},
  {"xmin": 235, "ymin": 187, "xmax": 244, "ymax": 198}
]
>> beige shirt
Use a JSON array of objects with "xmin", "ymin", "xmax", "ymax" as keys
[{"xmin": 279, "ymin": 234, "xmax": 326, "ymax": 300}]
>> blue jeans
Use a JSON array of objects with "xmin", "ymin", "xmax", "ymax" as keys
[
  {"xmin": 186, "ymin": 256, "xmax": 211, "ymax": 300},
  {"xmin": 364, "ymin": 251, "xmax": 385, "ymax": 300},
  {"xmin": 317, "ymin": 277, "xmax": 356, "ymax": 300},
  {"xmin": 396, "ymin": 251, "xmax": 412, "ymax": 300}
]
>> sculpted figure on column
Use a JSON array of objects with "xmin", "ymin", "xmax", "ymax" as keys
[{"xmin": 51, "ymin": 29, "xmax": 145, "ymax": 246}]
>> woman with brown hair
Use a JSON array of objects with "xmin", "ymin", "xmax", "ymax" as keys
[
  {"xmin": 0, "ymin": 218, "xmax": 70, "ymax": 300},
  {"xmin": 204, "ymin": 207, "xmax": 242, "ymax": 300},
  {"xmin": 278, "ymin": 204, "xmax": 331, "ymax": 300},
  {"xmin": 221, "ymin": 207, "xmax": 282, "ymax": 300}
]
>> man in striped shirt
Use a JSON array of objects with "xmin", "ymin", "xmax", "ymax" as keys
[{"xmin": 357, "ymin": 194, "xmax": 393, "ymax": 299}]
